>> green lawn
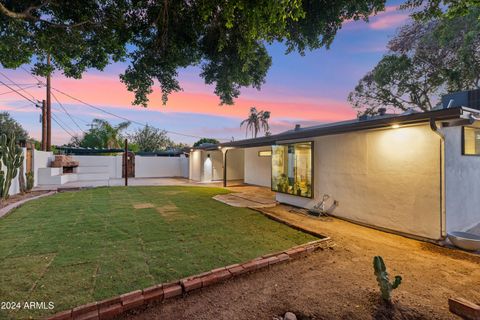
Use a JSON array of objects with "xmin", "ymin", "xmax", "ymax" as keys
[{"xmin": 0, "ymin": 186, "xmax": 316, "ymax": 319}]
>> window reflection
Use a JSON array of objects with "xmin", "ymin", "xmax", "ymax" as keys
[
  {"xmin": 464, "ymin": 127, "xmax": 480, "ymax": 155},
  {"xmin": 272, "ymin": 142, "xmax": 312, "ymax": 197}
]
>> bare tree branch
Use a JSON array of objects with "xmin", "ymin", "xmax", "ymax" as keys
[{"xmin": 0, "ymin": 1, "xmax": 94, "ymax": 28}]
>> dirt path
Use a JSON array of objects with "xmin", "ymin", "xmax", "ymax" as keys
[{"xmin": 123, "ymin": 205, "xmax": 480, "ymax": 320}]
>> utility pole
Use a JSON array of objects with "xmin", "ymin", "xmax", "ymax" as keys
[
  {"xmin": 46, "ymin": 54, "xmax": 52, "ymax": 151},
  {"xmin": 41, "ymin": 100, "xmax": 47, "ymax": 151}
]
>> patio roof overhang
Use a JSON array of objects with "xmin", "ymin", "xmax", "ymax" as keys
[{"xmin": 216, "ymin": 107, "xmax": 478, "ymax": 149}]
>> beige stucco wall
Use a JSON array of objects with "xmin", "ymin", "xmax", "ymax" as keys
[
  {"xmin": 244, "ymin": 146, "xmax": 272, "ymax": 187},
  {"xmin": 188, "ymin": 150, "xmax": 203, "ymax": 181},
  {"xmin": 209, "ymin": 151, "xmax": 223, "ymax": 181},
  {"xmin": 226, "ymin": 149, "xmax": 244, "ymax": 181},
  {"xmin": 276, "ymin": 124, "xmax": 443, "ymax": 240}
]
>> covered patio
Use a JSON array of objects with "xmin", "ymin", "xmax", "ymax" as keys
[{"xmin": 188, "ymin": 143, "xmax": 272, "ymax": 188}]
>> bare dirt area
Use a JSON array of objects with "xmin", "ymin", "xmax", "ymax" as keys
[
  {"xmin": 0, "ymin": 190, "xmax": 50, "ymax": 209},
  {"xmin": 122, "ymin": 204, "xmax": 480, "ymax": 320}
]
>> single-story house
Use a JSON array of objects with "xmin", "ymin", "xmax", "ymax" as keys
[{"xmin": 189, "ymin": 103, "xmax": 480, "ymax": 242}]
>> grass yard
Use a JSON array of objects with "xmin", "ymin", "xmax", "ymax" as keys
[{"xmin": 0, "ymin": 186, "xmax": 317, "ymax": 319}]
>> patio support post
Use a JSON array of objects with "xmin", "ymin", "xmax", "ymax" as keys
[
  {"xmin": 124, "ymin": 138, "xmax": 128, "ymax": 186},
  {"xmin": 223, "ymin": 149, "xmax": 228, "ymax": 187}
]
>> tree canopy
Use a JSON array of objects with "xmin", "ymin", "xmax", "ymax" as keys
[
  {"xmin": 0, "ymin": 112, "xmax": 28, "ymax": 142},
  {"xmin": 193, "ymin": 138, "xmax": 219, "ymax": 148},
  {"xmin": 70, "ymin": 119, "xmax": 130, "ymax": 149},
  {"xmin": 348, "ymin": 8, "xmax": 480, "ymax": 115},
  {"xmin": 0, "ymin": 0, "xmax": 385, "ymax": 107},
  {"xmin": 128, "ymin": 125, "xmax": 175, "ymax": 152},
  {"xmin": 403, "ymin": 0, "xmax": 480, "ymax": 20}
]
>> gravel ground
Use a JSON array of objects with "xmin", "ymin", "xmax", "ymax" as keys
[{"xmin": 122, "ymin": 205, "xmax": 480, "ymax": 320}]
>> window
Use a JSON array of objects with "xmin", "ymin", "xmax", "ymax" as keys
[
  {"xmin": 258, "ymin": 150, "xmax": 272, "ymax": 157},
  {"xmin": 271, "ymin": 142, "xmax": 313, "ymax": 198},
  {"xmin": 463, "ymin": 127, "xmax": 480, "ymax": 155}
]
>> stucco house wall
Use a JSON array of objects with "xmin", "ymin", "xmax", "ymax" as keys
[
  {"xmin": 209, "ymin": 151, "xmax": 223, "ymax": 181},
  {"xmin": 443, "ymin": 125, "xmax": 480, "ymax": 232},
  {"xmin": 189, "ymin": 150, "xmax": 203, "ymax": 181},
  {"xmin": 276, "ymin": 124, "xmax": 443, "ymax": 240},
  {"xmin": 225, "ymin": 149, "xmax": 244, "ymax": 181},
  {"xmin": 244, "ymin": 146, "xmax": 271, "ymax": 187}
]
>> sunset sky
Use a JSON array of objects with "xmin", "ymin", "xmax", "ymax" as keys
[{"xmin": 0, "ymin": 0, "xmax": 409, "ymax": 145}]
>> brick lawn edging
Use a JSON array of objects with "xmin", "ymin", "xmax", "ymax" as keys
[
  {"xmin": 449, "ymin": 298, "xmax": 480, "ymax": 320},
  {"xmin": 46, "ymin": 237, "xmax": 333, "ymax": 320}
]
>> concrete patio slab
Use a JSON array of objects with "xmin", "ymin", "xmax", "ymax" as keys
[{"xmin": 213, "ymin": 186, "xmax": 277, "ymax": 208}]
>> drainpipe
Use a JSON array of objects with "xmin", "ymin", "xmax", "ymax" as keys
[{"xmin": 429, "ymin": 117, "xmax": 446, "ymax": 240}]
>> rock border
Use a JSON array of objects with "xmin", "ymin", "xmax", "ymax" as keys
[
  {"xmin": 0, "ymin": 191, "xmax": 57, "ymax": 219},
  {"xmin": 46, "ymin": 237, "xmax": 333, "ymax": 320}
]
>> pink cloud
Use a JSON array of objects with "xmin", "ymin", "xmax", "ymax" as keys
[
  {"xmin": 42, "ymin": 73, "xmax": 355, "ymax": 123},
  {"xmin": 369, "ymin": 13, "xmax": 410, "ymax": 30},
  {"xmin": 343, "ymin": 5, "xmax": 410, "ymax": 31}
]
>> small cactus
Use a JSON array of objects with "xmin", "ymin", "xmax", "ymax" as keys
[
  {"xmin": 26, "ymin": 171, "xmax": 34, "ymax": 192},
  {"xmin": 0, "ymin": 133, "xmax": 24, "ymax": 200},
  {"xmin": 373, "ymin": 256, "xmax": 402, "ymax": 302}
]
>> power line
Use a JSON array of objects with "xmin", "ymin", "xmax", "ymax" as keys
[
  {"xmin": 51, "ymin": 108, "xmax": 78, "ymax": 133},
  {"xmin": 0, "ymin": 70, "xmax": 38, "ymax": 101},
  {"xmin": 51, "ymin": 113, "xmax": 76, "ymax": 139},
  {"xmin": 20, "ymin": 66, "xmax": 229, "ymax": 141},
  {"xmin": 0, "ymin": 84, "xmax": 38, "ymax": 96},
  {"xmin": 0, "ymin": 78, "xmax": 38, "ymax": 105},
  {"xmin": 51, "ymin": 87, "xmax": 227, "ymax": 140},
  {"xmin": 51, "ymin": 90, "xmax": 86, "ymax": 133}
]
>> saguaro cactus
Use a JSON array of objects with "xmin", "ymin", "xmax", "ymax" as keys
[
  {"xmin": 0, "ymin": 133, "xmax": 24, "ymax": 200},
  {"xmin": 373, "ymin": 256, "xmax": 402, "ymax": 302}
]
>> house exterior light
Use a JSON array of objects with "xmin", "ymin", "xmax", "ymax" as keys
[{"xmin": 391, "ymin": 124, "xmax": 400, "ymax": 129}]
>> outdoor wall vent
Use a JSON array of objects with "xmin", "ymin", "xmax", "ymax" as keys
[{"xmin": 442, "ymin": 89, "xmax": 480, "ymax": 110}]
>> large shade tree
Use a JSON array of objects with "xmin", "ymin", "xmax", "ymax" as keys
[
  {"xmin": 0, "ymin": 112, "xmax": 28, "ymax": 142},
  {"xmin": 0, "ymin": 0, "xmax": 385, "ymax": 107},
  {"xmin": 348, "ymin": 8, "xmax": 480, "ymax": 115},
  {"xmin": 403, "ymin": 0, "xmax": 480, "ymax": 20},
  {"xmin": 128, "ymin": 125, "xmax": 175, "ymax": 152}
]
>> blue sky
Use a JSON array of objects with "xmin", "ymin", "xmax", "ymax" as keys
[{"xmin": 0, "ymin": 0, "xmax": 410, "ymax": 145}]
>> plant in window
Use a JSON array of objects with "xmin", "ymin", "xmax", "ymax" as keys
[
  {"xmin": 295, "ymin": 181, "xmax": 302, "ymax": 196},
  {"xmin": 277, "ymin": 174, "xmax": 289, "ymax": 193}
]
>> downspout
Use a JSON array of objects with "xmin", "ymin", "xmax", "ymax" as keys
[{"xmin": 429, "ymin": 117, "xmax": 447, "ymax": 240}]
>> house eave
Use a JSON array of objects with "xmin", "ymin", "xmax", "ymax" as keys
[{"xmin": 218, "ymin": 107, "xmax": 471, "ymax": 149}]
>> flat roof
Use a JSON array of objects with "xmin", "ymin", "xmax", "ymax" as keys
[{"xmin": 216, "ymin": 107, "xmax": 474, "ymax": 149}]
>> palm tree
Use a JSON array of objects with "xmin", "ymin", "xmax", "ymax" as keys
[
  {"xmin": 93, "ymin": 119, "xmax": 131, "ymax": 148},
  {"xmin": 240, "ymin": 107, "xmax": 271, "ymax": 138},
  {"xmin": 80, "ymin": 119, "xmax": 131, "ymax": 149}
]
